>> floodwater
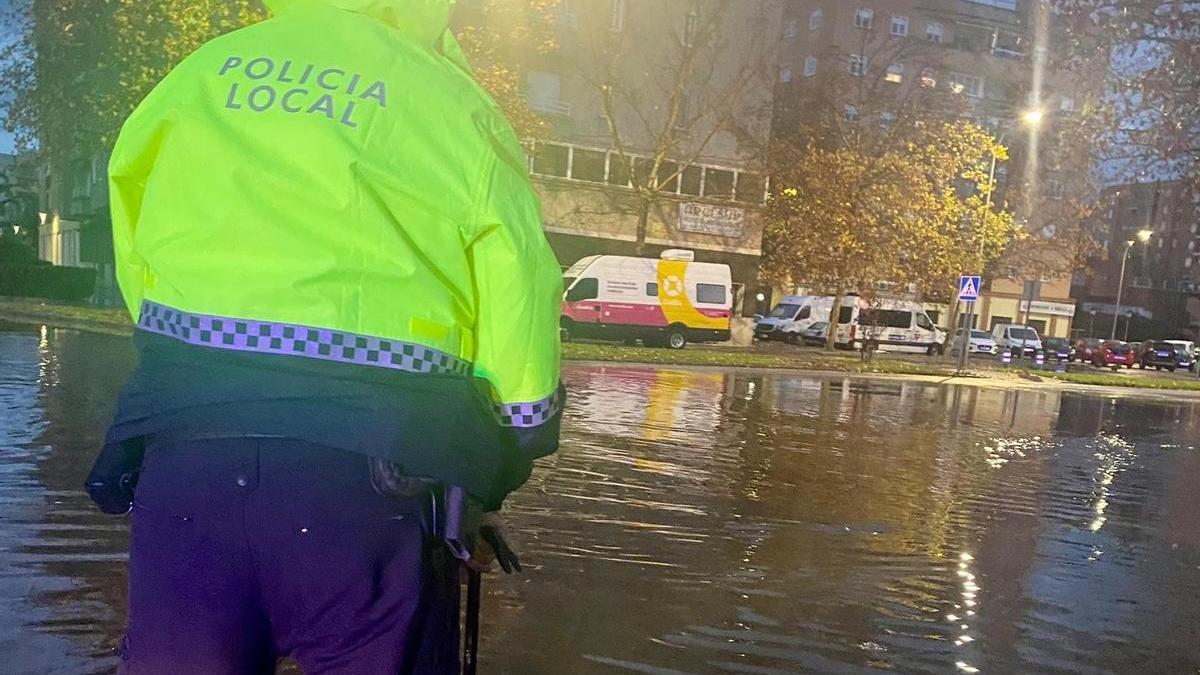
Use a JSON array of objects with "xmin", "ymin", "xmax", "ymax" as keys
[{"xmin": 2, "ymin": 324, "xmax": 1200, "ymax": 674}]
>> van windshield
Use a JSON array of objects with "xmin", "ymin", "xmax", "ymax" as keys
[
  {"xmin": 769, "ymin": 303, "xmax": 800, "ymax": 319},
  {"xmin": 1008, "ymin": 327, "xmax": 1038, "ymax": 340}
]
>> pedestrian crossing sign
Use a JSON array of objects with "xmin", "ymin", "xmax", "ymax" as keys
[{"xmin": 959, "ymin": 275, "xmax": 981, "ymax": 301}]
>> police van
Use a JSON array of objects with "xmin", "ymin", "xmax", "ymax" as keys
[
  {"xmin": 560, "ymin": 251, "xmax": 732, "ymax": 349},
  {"xmin": 834, "ymin": 298, "xmax": 946, "ymax": 355}
]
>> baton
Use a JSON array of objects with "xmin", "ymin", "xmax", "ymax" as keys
[{"xmin": 463, "ymin": 568, "xmax": 481, "ymax": 675}]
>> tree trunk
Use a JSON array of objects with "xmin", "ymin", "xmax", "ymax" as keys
[
  {"xmin": 634, "ymin": 198, "xmax": 650, "ymax": 256},
  {"xmin": 825, "ymin": 281, "xmax": 846, "ymax": 351},
  {"xmin": 942, "ymin": 292, "xmax": 962, "ymax": 362}
]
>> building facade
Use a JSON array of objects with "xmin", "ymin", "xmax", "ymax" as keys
[
  {"xmin": 1074, "ymin": 181, "xmax": 1200, "ymax": 339},
  {"xmin": 522, "ymin": 0, "xmax": 784, "ymax": 313},
  {"xmin": 772, "ymin": 0, "xmax": 1085, "ymax": 337}
]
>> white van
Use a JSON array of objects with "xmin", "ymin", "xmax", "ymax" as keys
[
  {"xmin": 561, "ymin": 250, "xmax": 732, "ymax": 349},
  {"xmin": 754, "ymin": 295, "xmax": 833, "ymax": 343},
  {"xmin": 991, "ymin": 323, "xmax": 1043, "ymax": 356},
  {"xmin": 834, "ymin": 298, "xmax": 947, "ymax": 355}
]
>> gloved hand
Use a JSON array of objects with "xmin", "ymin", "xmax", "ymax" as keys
[
  {"xmin": 467, "ymin": 511, "xmax": 521, "ymax": 574},
  {"xmin": 84, "ymin": 439, "xmax": 145, "ymax": 515}
]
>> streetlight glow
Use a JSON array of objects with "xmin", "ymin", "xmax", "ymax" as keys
[
  {"xmin": 1020, "ymin": 108, "xmax": 1045, "ymax": 126},
  {"xmin": 1136, "ymin": 229, "xmax": 1153, "ymax": 243}
]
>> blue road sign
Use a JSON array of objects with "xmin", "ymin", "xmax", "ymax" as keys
[{"xmin": 959, "ymin": 275, "xmax": 981, "ymax": 301}]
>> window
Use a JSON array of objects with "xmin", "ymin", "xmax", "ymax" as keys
[
  {"xmin": 683, "ymin": 10, "xmax": 699, "ymax": 47},
  {"xmin": 880, "ymin": 110, "xmax": 897, "ymax": 127},
  {"xmin": 527, "ymin": 71, "xmax": 568, "ymax": 115},
  {"xmin": 809, "ymin": 8, "xmax": 822, "ymax": 31},
  {"xmin": 571, "ymin": 148, "xmax": 607, "ymax": 183},
  {"xmin": 849, "ymin": 53, "xmax": 867, "ymax": 76},
  {"xmin": 885, "ymin": 63, "xmax": 903, "ymax": 83},
  {"xmin": 797, "ymin": 306, "xmax": 812, "ymax": 321},
  {"xmin": 948, "ymin": 72, "xmax": 984, "ymax": 98},
  {"xmin": 1046, "ymin": 179, "xmax": 1065, "ymax": 200},
  {"xmin": 566, "ymin": 278, "xmax": 598, "ymax": 302},
  {"xmin": 804, "ymin": 55, "xmax": 817, "ymax": 77},
  {"xmin": 916, "ymin": 313, "xmax": 934, "ymax": 331},
  {"xmin": 680, "ymin": 165, "xmax": 702, "ymax": 196},
  {"xmin": 862, "ymin": 310, "xmax": 913, "ymax": 329},
  {"xmin": 610, "ymin": 0, "xmax": 625, "ymax": 32},
  {"xmin": 926, "ymin": 22, "xmax": 943, "ymax": 42},
  {"xmin": 697, "ymin": 283, "xmax": 727, "ymax": 305},
  {"xmin": 704, "ymin": 168, "xmax": 735, "ymax": 199},
  {"xmin": 736, "ymin": 173, "xmax": 765, "ymax": 204},
  {"xmin": 845, "ymin": 104, "xmax": 860, "ymax": 121},
  {"xmin": 779, "ymin": 64, "xmax": 793, "ymax": 83},
  {"xmin": 646, "ymin": 282, "xmax": 658, "ymax": 297},
  {"xmin": 891, "ymin": 15, "xmax": 908, "ymax": 37},
  {"xmin": 989, "ymin": 316, "xmax": 1013, "ymax": 331},
  {"xmin": 784, "ymin": 18, "xmax": 798, "ymax": 38},
  {"xmin": 838, "ymin": 306, "xmax": 853, "ymax": 324},
  {"xmin": 607, "ymin": 153, "xmax": 632, "ymax": 186},
  {"xmin": 855, "ymin": 8, "xmax": 874, "ymax": 29},
  {"xmin": 964, "ymin": 0, "xmax": 1017, "ymax": 9},
  {"xmin": 1060, "ymin": 96, "xmax": 1076, "ymax": 112},
  {"xmin": 532, "ymin": 143, "xmax": 569, "ymax": 177}
]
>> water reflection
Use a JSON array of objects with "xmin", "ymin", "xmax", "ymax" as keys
[{"xmin": 1, "ymin": 326, "xmax": 1199, "ymax": 673}]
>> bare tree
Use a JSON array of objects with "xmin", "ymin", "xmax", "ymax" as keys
[{"xmin": 576, "ymin": 0, "xmax": 779, "ymax": 253}]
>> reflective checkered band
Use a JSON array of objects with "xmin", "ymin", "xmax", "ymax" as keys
[
  {"xmin": 497, "ymin": 388, "xmax": 563, "ymax": 428},
  {"xmin": 137, "ymin": 301, "xmax": 472, "ymax": 376}
]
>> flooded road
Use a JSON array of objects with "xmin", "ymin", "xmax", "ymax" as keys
[{"xmin": 2, "ymin": 324, "xmax": 1200, "ymax": 674}]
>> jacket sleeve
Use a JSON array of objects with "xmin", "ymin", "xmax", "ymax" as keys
[
  {"xmin": 467, "ymin": 124, "xmax": 564, "ymax": 450},
  {"xmin": 109, "ymin": 77, "xmax": 177, "ymax": 321}
]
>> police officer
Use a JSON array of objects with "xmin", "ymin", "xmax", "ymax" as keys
[{"xmin": 86, "ymin": 0, "xmax": 564, "ymax": 672}]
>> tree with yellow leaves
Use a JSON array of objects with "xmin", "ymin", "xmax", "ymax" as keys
[{"xmin": 763, "ymin": 120, "xmax": 1021, "ymax": 350}]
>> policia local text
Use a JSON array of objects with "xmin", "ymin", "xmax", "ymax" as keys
[{"xmin": 220, "ymin": 56, "xmax": 388, "ymax": 128}]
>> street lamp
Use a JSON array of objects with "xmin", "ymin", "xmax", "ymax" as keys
[
  {"xmin": 1110, "ymin": 228, "xmax": 1153, "ymax": 340},
  {"xmin": 956, "ymin": 108, "xmax": 1044, "ymax": 373},
  {"xmin": 1020, "ymin": 108, "xmax": 1045, "ymax": 127}
]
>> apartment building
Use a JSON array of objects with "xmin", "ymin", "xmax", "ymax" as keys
[
  {"xmin": 1075, "ymin": 181, "xmax": 1200, "ymax": 338},
  {"xmin": 773, "ymin": 0, "xmax": 1086, "ymax": 337}
]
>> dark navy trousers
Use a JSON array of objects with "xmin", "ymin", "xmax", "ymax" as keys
[{"xmin": 120, "ymin": 438, "xmax": 460, "ymax": 674}]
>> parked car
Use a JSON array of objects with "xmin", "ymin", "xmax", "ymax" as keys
[
  {"xmin": 1073, "ymin": 337, "xmax": 1103, "ymax": 363},
  {"xmin": 1162, "ymin": 340, "xmax": 1198, "ymax": 372},
  {"xmin": 800, "ymin": 321, "xmax": 829, "ymax": 346},
  {"xmin": 1092, "ymin": 340, "xmax": 1136, "ymax": 370},
  {"xmin": 991, "ymin": 323, "xmax": 1043, "ymax": 357},
  {"xmin": 951, "ymin": 329, "xmax": 998, "ymax": 356},
  {"xmin": 1042, "ymin": 337, "xmax": 1073, "ymax": 361},
  {"xmin": 1138, "ymin": 340, "xmax": 1194, "ymax": 372}
]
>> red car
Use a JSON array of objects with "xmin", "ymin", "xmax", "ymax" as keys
[
  {"xmin": 1073, "ymin": 337, "xmax": 1103, "ymax": 363},
  {"xmin": 1091, "ymin": 340, "xmax": 1135, "ymax": 370}
]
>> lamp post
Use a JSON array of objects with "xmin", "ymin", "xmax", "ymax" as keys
[
  {"xmin": 957, "ymin": 108, "xmax": 1044, "ymax": 373},
  {"xmin": 1088, "ymin": 309, "xmax": 1096, "ymax": 337},
  {"xmin": 1123, "ymin": 310, "xmax": 1133, "ymax": 342},
  {"xmin": 1110, "ymin": 229, "xmax": 1153, "ymax": 340}
]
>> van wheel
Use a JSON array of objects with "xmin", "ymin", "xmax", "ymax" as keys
[
  {"xmin": 559, "ymin": 321, "xmax": 574, "ymax": 343},
  {"xmin": 927, "ymin": 343, "xmax": 943, "ymax": 357},
  {"xmin": 667, "ymin": 326, "xmax": 688, "ymax": 350}
]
